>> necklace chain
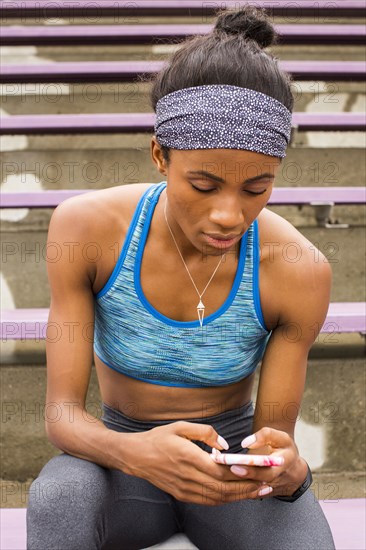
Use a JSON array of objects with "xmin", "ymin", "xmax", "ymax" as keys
[{"xmin": 163, "ymin": 195, "xmax": 226, "ymax": 326}]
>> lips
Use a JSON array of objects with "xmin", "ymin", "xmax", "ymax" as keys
[
  {"xmin": 202, "ymin": 233, "xmax": 241, "ymax": 250},
  {"xmin": 205, "ymin": 233, "xmax": 241, "ymax": 241}
]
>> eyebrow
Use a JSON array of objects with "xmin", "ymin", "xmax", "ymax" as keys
[{"xmin": 186, "ymin": 170, "xmax": 274, "ymax": 185}]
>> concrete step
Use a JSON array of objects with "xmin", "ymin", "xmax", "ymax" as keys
[
  {"xmin": 1, "ymin": 141, "xmax": 365, "ymax": 186},
  {"xmin": 2, "ymin": 16, "xmax": 365, "ymax": 27},
  {"xmin": 0, "ymin": 356, "xmax": 365, "ymax": 481},
  {"xmin": 1, "ymin": 43, "xmax": 365, "ymax": 65},
  {"xmin": 0, "ymin": 224, "xmax": 365, "ymax": 311},
  {"xmin": 1, "ymin": 80, "xmax": 365, "ymax": 115}
]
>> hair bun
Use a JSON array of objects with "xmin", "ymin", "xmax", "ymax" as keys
[{"xmin": 213, "ymin": 6, "xmax": 277, "ymax": 49}]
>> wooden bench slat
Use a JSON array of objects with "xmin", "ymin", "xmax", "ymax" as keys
[
  {"xmin": 0, "ymin": 60, "xmax": 164, "ymax": 84},
  {"xmin": 1, "ymin": 1, "xmax": 365, "ymax": 18},
  {"xmin": 1, "ymin": 24, "xmax": 365, "ymax": 46},
  {"xmin": 270, "ymin": 187, "xmax": 366, "ymax": 204},
  {"xmin": 1, "ymin": 190, "xmax": 91, "ymax": 207},
  {"xmin": 280, "ymin": 60, "xmax": 365, "ymax": 82},
  {"xmin": 1, "ymin": 308, "xmax": 49, "ymax": 341},
  {"xmin": 1, "ymin": 303, "xmax": 365, "ymax": 339},
  {"xmin": 1, "ymin": 188, "xmax": 365, "ymax": 209},
  {"xmin": 1, "ymin": 60, "xmax": 365, "ymax": 84},
  {"xmin": 324, "ymin": 302, "xmax": 366, "ymax": 333},
  {"xmin": 292, "ymin": 113, "xmax": 365, "ymax": 132},
  {"xmin": 1, "ymin": 112, "xmax": 364, "ymax": 135}
]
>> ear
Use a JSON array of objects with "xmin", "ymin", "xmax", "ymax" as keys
[{"xmin": 151, "ymin": 136, "xmax": 168, "ymax": 176}]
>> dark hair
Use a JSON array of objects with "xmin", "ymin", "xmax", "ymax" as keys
[{"xmin": 145, "ymin": 5, "xmax": 294, "ymax": 165}]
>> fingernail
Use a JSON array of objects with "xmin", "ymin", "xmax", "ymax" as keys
[
  {"xmin": 258, "ymin": 486, "xmax": 273, "ymax": 497},
  {"xmin": 230, "ymin": 465, "xmax": 248, "ymax": 476},
  {"xmin": 217, "ymin": 435, "xmax": 229, "ymax": 450},
  {"xmin": 241, "ymin": 434, "xmax": 256, "ymax": 448}
]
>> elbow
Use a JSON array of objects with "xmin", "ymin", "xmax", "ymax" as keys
[
  {"xmin": 45, "ymin": 416, "xmax": 69, "ymax": 451},
  {"xmin": 45, "ymin": 420, "xmax": 60, "ymax": 447}
]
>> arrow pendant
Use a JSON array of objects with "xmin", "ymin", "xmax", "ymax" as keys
[{"xmin": 197, "ymin": 300, "xmax": 205, "ymax": 328}]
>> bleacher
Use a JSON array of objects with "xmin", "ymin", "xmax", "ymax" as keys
[{"xmin": 1, "ymin": 1, "xmax": 365, "ymax": 549}]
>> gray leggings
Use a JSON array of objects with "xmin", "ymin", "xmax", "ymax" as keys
[{"xmin": 27, "ymin": 401, "xmax": 335, "ymax": 550}]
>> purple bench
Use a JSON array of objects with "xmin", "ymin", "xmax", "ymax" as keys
[
  {"xmin": 1, "ymin": 0, "xmax": 364, "ymax": 19},
  {"xmin": 1, "ymin": 112, "xmax": 364, "ymax": 135},
  {"xmin": 0, "ymin": 187, "xmax": 365, "ymax": 336},
  {"xmin": 1, "ymin": 303, "xmax": 365, "ymax": 341},
  {"xmin": 1, "ymin": 23, "xmax": 365, "ymax": 46},
  {"xmin": 2, "ymin": 189, "xmax": 364, "ymax": 337},
  {"xmin": 1, "ymin": 500, "xmax": 365, "ymax": 549},
  {"xmin": 1, "ymin": 187, "xmax": 365, "ymax": 208},
  {"xmin": 1, "ymin": 60, "xmax": 365, "ymax": 84},
  {"xmin": 1, "ymin": 186, "xmax": 364, "ymax": 230}
]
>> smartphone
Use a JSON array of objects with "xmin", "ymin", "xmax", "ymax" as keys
[{"xmin": 210, "ymin": 448, "xmax": 284, "ymax": 467}]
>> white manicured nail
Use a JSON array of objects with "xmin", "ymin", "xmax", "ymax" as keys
[
  {"xmin": 217, "ymin": 435, "xmax": 229, "ymax": 450},
  {"xmin": 241, "ymin": 434, "xmax": 256, "ymax": 448},
  {"xmin": 258, "ymin": 486, "xmax": 273, "ymax": 497},
  {"xmin": 230, "ymin": 465, "xmax": 248, "ymax": 476}
]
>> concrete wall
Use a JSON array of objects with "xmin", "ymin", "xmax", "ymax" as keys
[{"xmin": 1, "ymin": 354, "xmax": 365, "ymax": 503}]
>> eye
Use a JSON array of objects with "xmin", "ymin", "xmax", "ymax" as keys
[
  {"xmin": 245, "ymin": 189, "xmax": 267, "ymax": 196},
  {"xmin": 190, "ymin": 184, "xmax": 214, "ymax": 193},
  {"xmin": 190, "ymin": 184, "xmax": 267, "ymax": 195}
]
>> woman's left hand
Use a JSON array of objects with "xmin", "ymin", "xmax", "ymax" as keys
[{"xmin": 226, "ymin": 427, "xmax": 308, "ymax": 499}]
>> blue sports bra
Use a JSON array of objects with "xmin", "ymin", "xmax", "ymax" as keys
[{"xmin": 93, "ymin": 182, "xmax": 272, "ymax": 388}]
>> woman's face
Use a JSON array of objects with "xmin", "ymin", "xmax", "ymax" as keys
[{"xmin": 151, "ymin": 138, "xmax": 281, "ymax": 257}]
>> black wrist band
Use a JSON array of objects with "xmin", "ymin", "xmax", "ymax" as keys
[{"xmin": 274, "ymin": 461, "xmax": 313, "ymax": 503}]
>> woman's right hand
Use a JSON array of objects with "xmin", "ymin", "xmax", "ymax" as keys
[{"xmin": 120, "ymin": 421, "xmax": 267, "ymax": 506}]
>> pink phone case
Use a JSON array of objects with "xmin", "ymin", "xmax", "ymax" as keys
[{"xmin": 210, "ymin": 448, "xmax": 284, "ymax": 467}]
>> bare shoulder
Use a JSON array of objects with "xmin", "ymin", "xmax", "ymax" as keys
[
  {"xmin": 54, "ymin": 183, "xmax": 154, "ymax": 230},
  {"xmin": 257, "ymin": 207, "xmax": 324, "ymax": 262},
  {"xmin": 52, "ymin": 183, "xmax": 155, "ymax": 250},
  {"xmin": 49, "ymin": 183, "xmax": 155, "ymax": 288},
  {"xmin": 257, "ymin": 208, "xmax": 332, "ymax": 335}
]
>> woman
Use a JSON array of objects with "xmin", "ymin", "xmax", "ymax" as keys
[{"xmin": 27, "ymin": 6, "xmax": 335, "ymax": 550}]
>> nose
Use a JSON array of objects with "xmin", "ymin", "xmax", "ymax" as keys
[{"xmin": 208, "ymin": 196, "xmax": 245, "ymax": 231}]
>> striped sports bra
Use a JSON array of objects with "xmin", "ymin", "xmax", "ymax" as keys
[{"xmin": 93, "ymin": 182, "xmax": 272, "ymax": 388}]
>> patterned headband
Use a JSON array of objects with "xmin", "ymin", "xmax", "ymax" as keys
[{"xmin": 154, "ymin": 84, "xmax": 292, "ymax": 158}]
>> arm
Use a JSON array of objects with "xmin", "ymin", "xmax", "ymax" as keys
[
  {"xmin": 253, "ymin": 249, "xmax": 332, "ymax": 436},
  {"xmin": 45, "ymin": 197, "xmax": 136, "ymax": 473},
  {"xmin": 231, "ymin": 245, "xmax": 332, "ymax": 496}
]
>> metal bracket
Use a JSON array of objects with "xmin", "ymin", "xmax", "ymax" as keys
[{"xmin": 310, "ymin": 201, "xmax": 349, "ymax": 228}]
